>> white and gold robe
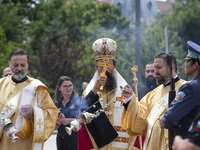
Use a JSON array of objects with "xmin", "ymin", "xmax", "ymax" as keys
[
  {"xmin": 121, "ymin": 79, "xmax": 186, "ymax": 150},
  {"xmin": 80, "ymin": 69, "xmax": 131, "ymax": 150},
  {"xmin": 0, "ymin": 76, "xmax": 59, "ymax": 150}
]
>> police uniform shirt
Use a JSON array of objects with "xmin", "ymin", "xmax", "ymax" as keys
[
  {"xmin": 188, "ymin": 112, "xmax": 200, "ymax": 147},
  {"xmin": 163, "ymin": 75, "xmax": 200, "ymax": 134}
]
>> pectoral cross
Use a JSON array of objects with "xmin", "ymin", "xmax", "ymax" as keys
[
  {"xmin": 97, "ymin": 57, "xmax": 114, "ymax": 90},
  {"xmin": 131, "ymin": 61, "xmax": 138, "ymax": 97}
]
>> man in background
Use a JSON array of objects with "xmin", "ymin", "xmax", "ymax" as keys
[
  {"xmin": 2, "ymin": 67, "xmax": 11, "ymax": 77},
  {"xmin": 81, "ymin": 81, "xmax": 88, "ymax": 95},
  {"xmin": 138, "ymin": 61, "xmax": 158, "ymax": 101}
]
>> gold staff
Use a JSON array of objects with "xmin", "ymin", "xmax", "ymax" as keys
[
  {"xmin": 131, "ymin": 61, "xmax": 138, "ymax": 98},
  {"xmin": 131, "ymin": 61, "xmax": 143, "ymax": 150}
]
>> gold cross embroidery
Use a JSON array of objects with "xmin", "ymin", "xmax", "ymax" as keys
[
  {"xmin": 116, "ymin": 94, "xmax": 126, "ymax": 106},
  {"xmin": 5, "ymin": 103, "xmax": 14, "ymax": 113},
  {"xmin": 37, "ymin": 119, "xmax": 44, "ymax": 128},
  {"xmin": 98, "ymin": 93, "xmax": 102, "ymax": 98},
  {"xmin": 157, "ymin": 99, "xmax": 166, "ymax": 109}
]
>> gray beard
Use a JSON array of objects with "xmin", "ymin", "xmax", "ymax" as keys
[{"xmin": 10, "ymin": 67, "xmax": 28, "ymax": 81}]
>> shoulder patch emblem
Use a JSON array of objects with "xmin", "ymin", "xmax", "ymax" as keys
[{"xmin": 175, "ymin": 91, "xmax": 185, "ymax": 101}]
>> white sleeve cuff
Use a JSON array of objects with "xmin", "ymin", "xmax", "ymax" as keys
[{"xmin": 124, "ymin": 95, "xmax": 133, "ymax": 104}]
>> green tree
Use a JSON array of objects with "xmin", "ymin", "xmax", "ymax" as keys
[
  {"xmin": 0, "ymin": 25, "xmax": 28, "ymax": 77},
  {"xmin": 0, "ymin": 26, "xmax": 8, "ymax": 76},
  {"xmin": 28, "ymin": 0, "xmax": 133, "ymax": 93},
  {"xmin": 139, "ymin": 0, "xmax": 200, "ymax": 82},
  {"xmin": 0, "ymin": 3, "xmax": 27, "ymax": 43}
]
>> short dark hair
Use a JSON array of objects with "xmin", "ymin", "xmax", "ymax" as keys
[
  {"xmin": 191, "ymin": 59, "xmax": 200, "ymax": 65},
  {"xmin": 9, "ymin": 49, "xmax": 29, "ymax": 62},
  {"xmin": 154, "ymin": 52, "xmax": 177, "ymax": 73},
  {"xmin": 147, "ymin": 61, "xmax": 154, "ymax": 65}
]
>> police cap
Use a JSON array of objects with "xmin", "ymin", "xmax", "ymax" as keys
[{"xmin": 184, "ymin": 41, "xmax": 200, "ymax": 60}]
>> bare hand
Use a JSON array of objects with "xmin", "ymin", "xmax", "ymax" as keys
[
  {"xmin": 20, "ymin": 104, "xmax": 33, "ymax": 119},
  {"xmin": 92, "ymin": 76, "xmax": 107, "ymax": 94},
  {"xmin": 122, "ymin": 84, "xmax": 133, "ymax": 98},
  {"xmin": 158, "ymin": 116, "xmax": 164, "ymax": 128},
  {"xmin": 172, "ymin": 136, "xmax": 189, "ymax": 150}
]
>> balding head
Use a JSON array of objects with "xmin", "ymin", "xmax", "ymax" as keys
[
  {"xmin": 82, "ymin": 82, "xmax": 88, "ymax": 90},
  {"xmin": 2, "ymin": 67, "xmax": 11, "ymax": 77}
]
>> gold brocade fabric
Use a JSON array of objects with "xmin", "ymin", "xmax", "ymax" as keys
[
  {"xmin": 121, "ymin": 79, "xmax": 186, "ymax": 150},
  {"xmin": 0, "ymin": 76, "xmax": 59, "ymax": 150}
]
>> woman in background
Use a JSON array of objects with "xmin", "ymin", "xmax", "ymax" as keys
[{"xmin": 54, "ymin": 76, "xmax": 81, "ymax": 150}]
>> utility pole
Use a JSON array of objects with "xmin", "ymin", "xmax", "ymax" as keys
[{"xmin": 135, "ymin": 0, "xmax": 142, "ymax": 86}]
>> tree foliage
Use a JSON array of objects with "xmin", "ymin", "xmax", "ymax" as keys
[
  {"xmin": 1, "ymin": 0, "xmax": 200, "ymax": 92},
  {"xmin": 0, "ymin": 3, "xmax": 26, "ymax": 43},
  {"xmin": 28, "ymin": 0, "xmax": 132, "ymax": 93},
  {"xmin": 139, "ymin": 0, "xmax": 200, "ymax": 82}
]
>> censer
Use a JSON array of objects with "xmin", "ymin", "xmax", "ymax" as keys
[
  {"xmin": 65, "ymin": 111, "xmax": 98, "ymax": 135},
  {"xmin": 0, "ymin": 112, "xmax": 19, "ymax": 143}
]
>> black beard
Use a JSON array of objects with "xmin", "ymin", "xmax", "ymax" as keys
[
  {"xmin": 146, "ymin": 75, "xmax": 157, "ymax": 87},
  {"xmin": 104, "ymin": 71, "xmax": 116, "ymax": 91}
]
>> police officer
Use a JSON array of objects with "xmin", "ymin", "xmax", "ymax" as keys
[
  {"xmin": 172, "ymin": 112, "xmax": 200, "ymax": 150},
  {"xmin": 160, "ymin": 41, "xmax": 200, "ymax": 138}
]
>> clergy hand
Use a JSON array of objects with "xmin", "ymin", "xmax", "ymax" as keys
[
  {"xmin": 92, "ymin": 76, "xmax": 107, "ymax": 94},
  {"xmin": 122, "ymin": 84, "xmax": 133, "ymax": 98},
  {"xmin": 158, "ymin": 116, "xmax": 164, "ymax": 128},
  {"xmin": 20, "ymin": 104, "xmax": 33, "ymax": 119}
]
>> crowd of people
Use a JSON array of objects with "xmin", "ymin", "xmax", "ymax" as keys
[{"xmin": 1, "ymin": 38, "xmax": 200, "ymax": 150}]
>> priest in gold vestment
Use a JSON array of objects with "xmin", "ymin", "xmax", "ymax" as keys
[
  {"xmin": 121, "ymin": 52, "xmax": 186, "ymax": 150},
  {"xmin": 0, "ymin": 49, "xmax": 59, "ymax": 150},
  {"xmin": 78, "ymin": 38, "xmax": 133, "ymax": 150}
]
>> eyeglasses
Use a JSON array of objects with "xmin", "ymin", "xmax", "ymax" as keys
[
  {"xmin": 62, "ymin": 85, "xmax": 73, "ymax": 89},
  {"xmin": 146, "ymin": 70, "xmax": 155, "ymax": 73}
]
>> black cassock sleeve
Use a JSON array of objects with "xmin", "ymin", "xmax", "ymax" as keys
[{"xmin": 81, "ymin": 90, "xmax": 118, "ymax": 148}]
